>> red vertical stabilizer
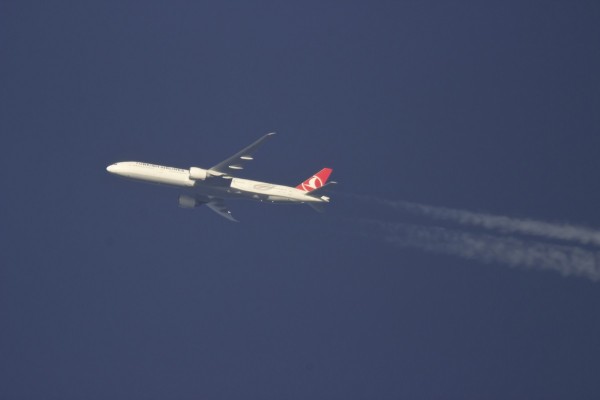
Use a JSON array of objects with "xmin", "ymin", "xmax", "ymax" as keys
[{"xmin": 296, "ymin": 168, "xmax": 332, "ymax": 192}]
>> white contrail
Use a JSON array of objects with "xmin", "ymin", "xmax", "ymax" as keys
[
  {"xmin": 343, "ymin": 193, "xmax": 600, "ymax": 247},
  {"xmin": 356, "ymin": 218, "xmax": 600, "ymax": 282}
]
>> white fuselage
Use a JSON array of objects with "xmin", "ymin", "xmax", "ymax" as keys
[{"xmin": 106, "ymin": 161, "xmax": 325, "ymax": 203}]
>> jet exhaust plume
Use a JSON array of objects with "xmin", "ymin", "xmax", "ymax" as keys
[
  {"xmin": 356, "ymin": 218, "xmax": 600, "ymax": 282},
  {"xmin": 342, "ymin": 193, "xmax": 600, "ymax": 247},
  {"xmin": 336, "ymin": 192, "xmax": 600, "ymax": 282}
]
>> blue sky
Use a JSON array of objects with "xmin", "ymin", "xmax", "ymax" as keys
[{"xmin": 2, "ymin": 1, "xmax": 600, "ymax": 399}]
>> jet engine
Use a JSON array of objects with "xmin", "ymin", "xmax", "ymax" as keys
[
  {"xmin": 178, "ymin": 195, "xmax": 199, "ymax": 208},
  {"xmin": 189, "ymin": 167, "xmax": 208, "ymax": 180}
]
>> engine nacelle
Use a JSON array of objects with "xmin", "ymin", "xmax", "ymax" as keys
[
  {"xmin": 189, "ymin": 167, "xmax": 208, "ymax": 180},
  {"xmin": 178, "ymin": 195, "xmax": 198, "ymax": 209}
]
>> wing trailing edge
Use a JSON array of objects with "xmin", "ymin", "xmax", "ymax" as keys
[{"xmin": 209, "ymin": 132, "xmax": 276, "ymax": 175}]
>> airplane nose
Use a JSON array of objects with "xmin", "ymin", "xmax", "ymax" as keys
[{"xmin": 106, "ymin": 164, "xmax": 116, "ymax": 173}]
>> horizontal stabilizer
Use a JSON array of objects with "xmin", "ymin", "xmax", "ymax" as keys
[{"xmin": 305, "ymin": 181, "xmax": 337, "ymax": 198}]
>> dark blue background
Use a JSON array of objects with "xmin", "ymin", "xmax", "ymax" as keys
[{"xmin": 2, "ymin": 1, "xmax": 600, "ymax": 398}]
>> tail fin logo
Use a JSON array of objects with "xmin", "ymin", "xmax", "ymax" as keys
[
  {"xmin": 302, "ymin": 176, "xmax": 323, "ymax": 191},
  {"xmin": 296, "ymin": 168, "xmax": 332, "ymax": 192}
]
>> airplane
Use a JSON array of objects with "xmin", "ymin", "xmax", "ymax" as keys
[{"xmin": 106, "ymin": 132, "xmax": 335, "ymax": 221}]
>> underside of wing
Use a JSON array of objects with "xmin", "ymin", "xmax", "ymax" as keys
[
  {"xmin": 209, "ymin": 132, "xmax": 276, "ymax": 177},
  {"xmin": 205, "ymin": 199, "xmax": 238, "ymax": 222},
  {"xmin": 179, "ymin": 194, "xmax": 238, "ymax": 222}
]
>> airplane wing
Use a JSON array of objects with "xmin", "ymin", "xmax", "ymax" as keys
[
  {"xmin": 181, "ymin": 194, "xmax": 238, "ymax": 222},
  {"xmin": 209, "ymin": 132, "xmax": 276, "ymax": 177},
  {"xmin": 206, "ymin": 199, "xmax": 238, "ymax": 222}
]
